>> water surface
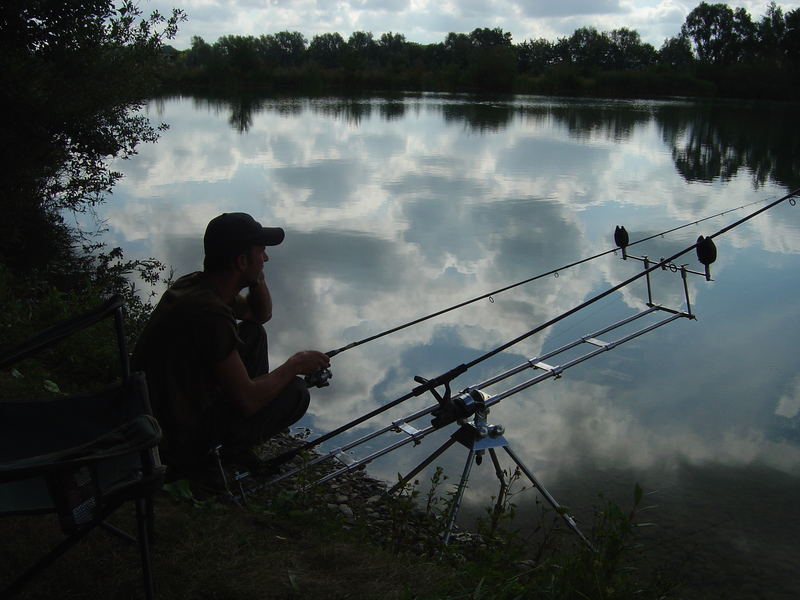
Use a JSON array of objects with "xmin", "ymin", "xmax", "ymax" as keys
[{"xmin": 98, "ymin": 93, "xmax": 800, "ymax": 598}]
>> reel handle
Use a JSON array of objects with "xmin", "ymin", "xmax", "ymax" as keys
[{"xmin": 305, "ymin": 367, "xmax": 332, "ymax": 388}]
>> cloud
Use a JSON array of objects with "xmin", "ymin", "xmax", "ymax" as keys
[
  {"xmin": 102, "ymin": 94, "xmax": 800, "ymax": 478},
  {"xmin": 147, "ymin": 0, "xmax": 800, "ymax": 50},
  {"xmin": 516, "ymin": 0, "xmax": 625, "ymax": 19},
  {"xmin": 776, "ymin": 376, "xmax": 800, "ymax": 419}
]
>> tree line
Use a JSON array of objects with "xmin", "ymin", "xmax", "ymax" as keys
[{"xmin": 161, "ymin": 2, "xmax": 800, "ymax": 99}]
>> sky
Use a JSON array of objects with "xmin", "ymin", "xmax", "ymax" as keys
[{"xmin": 145, "ymin": 0, "xmax": 800, "ymax": 50}]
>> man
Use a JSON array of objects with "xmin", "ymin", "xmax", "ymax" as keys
[{"xmin": 133, "ymin": 212, "xmax": 330, "ymax": 480}]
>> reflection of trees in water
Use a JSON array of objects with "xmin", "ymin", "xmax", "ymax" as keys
[
  {"xmin": 379, "ymin": 101, "xmax": 406, "ymax": 121},
  {"xmin": 435, "ymin": 99, "xmax": 799, "ymax": 189},
  {"xmin": 310, "ymin": 98, "xmax": 373, "ymax": 125},
  {"xmin": 183, "ymin": 93, "xmax": 380, "ymax": 130},
  {"xmin": 656, "ymin": 102, "xmax": 800, "ymax": 189},
  {"xmin": 228, "ymin": 97, "xmax": 263, "ymax": 132},
  {"xmin": 535, "ymin": 103, "xmax": 651, "ymax": 142},
  {"xmin": 187, "ymin": 93, "xmax": 264, "ymax": 132},
  {"xmin": 172, "ymin": 93, "xmax": 799, "ymax": 190},
  {"xmin": 439, "ymin": 102, "xmax": 514, "ymax": 132}
]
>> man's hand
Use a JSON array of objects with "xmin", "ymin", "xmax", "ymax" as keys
[
  {"xmin": 244, "ymin": 269, "xmax": 272, "ymax": 323},
  {"xmin": 216, "ymin": 348, "xmax": 331, "ymax": 417},
  {"xmin": 287, "ymin": 350, "xmax": 331, "ymax": 376}
]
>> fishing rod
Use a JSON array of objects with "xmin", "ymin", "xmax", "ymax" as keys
[
  {"xmin": 317, "ymin": 193, "xmax": 774, "ymax": 363},
  {"xmin": 460, "ymin": 187, "xmax": 798, "ymax": 370},
  {"xmin": 282, "ymin": 188, "xmax": 799, "ymax": 469}
]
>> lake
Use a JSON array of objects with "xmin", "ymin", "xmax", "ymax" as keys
[{"xmin": 96, "ymin": 92, "xmax": 799, "ymax": 598}]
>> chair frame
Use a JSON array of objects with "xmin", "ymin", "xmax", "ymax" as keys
[{"xmin": 0, "ymin": 295, "xmax": 163, "ymax": 599}]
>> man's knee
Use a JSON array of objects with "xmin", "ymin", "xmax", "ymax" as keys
[{"xmin": 282, "ymin": 376, "xmax": 311, "ymax": 418}]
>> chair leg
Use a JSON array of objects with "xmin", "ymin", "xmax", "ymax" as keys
[
  {"xmin": 101, "ymin": 520, "xmax": 138, "ymax": 544},
  {"xmin": 2, "ymin": 519, "xmax": 103, "ymax": 598},
  {"xmin": 135, "ymin": 496, "xmax": 156, "ymax": 600}
]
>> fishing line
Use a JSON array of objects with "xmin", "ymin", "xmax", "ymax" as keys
[
  {"xmin": 274, "ymin": 188, "xmax": 798, "ymax": 468},
  {"xmin": 324, "ymin": 194, "xmax": 775, "ymax": 358}
]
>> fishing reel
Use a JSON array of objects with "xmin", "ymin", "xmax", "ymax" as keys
[
  {"xmin": 305, "ymin": 367, "xmax": 332, "ymax": 388},
  {"xmin": 430, "ymin": 388, "xmax": 485, "ymax": 429}
]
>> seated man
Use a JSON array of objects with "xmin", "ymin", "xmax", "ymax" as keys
[{"xmin": 132, "ymin": 212, "xmax": 330, "ymax": 479}]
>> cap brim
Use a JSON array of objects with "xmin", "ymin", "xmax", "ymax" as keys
[{"xmin": 257, "ymin": 227, "xmax": 285, "ymax": 246}]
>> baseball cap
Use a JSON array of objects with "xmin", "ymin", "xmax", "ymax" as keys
[{"xmin": 204, "ymin": 212, "xmax": 285, "ymax": 258}]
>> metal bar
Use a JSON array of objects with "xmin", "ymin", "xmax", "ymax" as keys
[
  {"xmin": 114, "ymin": 306, "xmax": 130, "ymax": 381},
  {"xmin": 625, "ymin": 253, "xmax": 706, "ymax": 278},
  {"xmin": 387, "ymin": 437, "xmax": 458, "ymax": 495},
  {"xmin": 1, "ymin": 496, "xmax": 129, "ymax": 598},
  {"xmin": 681, "ymin": 266, "xmax": 693, "ymax": 318},
  {"xmin": 262, "ymin": 404, "xmax": 440, "ymax": 487},
  {"xmin": 333, "ymin": 451, "xmax": 357, "ymax": 466},
  {"xmin": 297, "ymin": 423, "xmax": 439, "ymax": 492},
  {"xmin": 255, "ymin": 309, "xmax": 688, "ymax": 496},
  {"xmin": 503, "ymin": 445, "xmax": 595, "ymax": 551},
  {"xmin": 473, "ymin": 306, "xmax": 662, "ymax": 390},
  {"xmin": 135, "ymin": 497, "xmax": 156, "ymax": 600},
  {"xmin": 647, "ymin": 304, "xmax": 690, "ymax": 317},
  {"xmin": 488, "ymin": 448, "xmax": 509, "ymax": 529},
  {"xmin": 484, "ymin": 312, "xmax": 687, "ymax": 410},
  {"xmin": 0, "ymin": 295, "xmax": 125, "ymax": 371},
  {"xmin": 442, "ymin": 446, "xmax": 477, "ymax": 546},
  {"xmin": 100, "ymin": 521, "xmax": 137, "ymax": 544},
  {"xmin": 249, "ymin": 307, "xmax": 689, "ymax": 499}
]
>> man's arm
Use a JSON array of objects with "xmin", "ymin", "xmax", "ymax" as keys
[
  {"xmin": 213, "ymin": 347, "xmax": 330, "ymax": 417},
  {"xmin": 239, "ymin": 270, "xmax": 272, "ymax": 324}
]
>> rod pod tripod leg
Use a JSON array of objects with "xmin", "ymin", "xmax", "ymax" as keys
[
  {"xmin": 502, "ymin": 445, "xmax": 595, "ymax": 551},
  {"xmin": 394, "ymin": 403, "xmax": 596, "ymax": 551}
]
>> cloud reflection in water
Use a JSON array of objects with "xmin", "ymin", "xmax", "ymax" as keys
[{"xmin": 99, "ymin": 93, "xmax": 800, "ymax": 595}]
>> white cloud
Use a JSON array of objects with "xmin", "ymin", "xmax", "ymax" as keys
[
  {"xmin": 146, "ymin": 0, "xmax": 800, "ymax": 49},
  {"xmin": 776, "ymin": 376, "xmax": 800, "ymax": 418}
]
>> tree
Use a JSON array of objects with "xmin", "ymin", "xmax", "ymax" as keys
[
  {"xmin": 216, "ymin": 35, "xmax": 261, "ymax": 75},
  {"xmin": 732, "ymin": 8, "xmax": 758, "ymax": 61},
  {"xmin": 782, "ymin": 8, "xmax": 800, "ymax": 66},
  {"xmin": 682, "ymin": 2, "xmax": 738, "ymax": 64},
  {"xmin": 564, "ymin": 27, "xmax": 614, "ymax": 69},
  {"xmin": 659, "ymin": 35, "xmax": 695, "ymax": 68},
  {"xmin": 609, "ymin": 28, "xmax": 657, "ymax": 69},
  {"xmin": 346, "ymin": 31, "xmax": 377, "ymax": 68},
  {"xmin": 273, "ymin": 30, "xmax": 307, "ymax": 67},
  {"xmin": 443, "ymin": 32, "xmax": 472, "ymax": 67},
  {"xmin": 0, "ymin": 1, "xmax": 184, "ymax": 272},
  {"xmin": 309, "ymin": 32, "xmax": 345, "ymax": 68},
  {"xmin": 518, "ymin": 38, "xmax": 555, "ymax": 74},
  {"xmin": 378, "ymin": 32, "xmax": 408, "ymax": 68},
  {"xmin": 759, "ymin": 2, "xmax": 787, "ymax": 62},
  {"xmin": 469, "ymin": 27, "xmax": 512, "ymax": 48},
  {"xmin": 187, "ymin": 35, "xmax": 213, "ymax": 68}
]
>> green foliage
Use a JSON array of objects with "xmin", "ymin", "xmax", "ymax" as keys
[
  {"xmin": 309, "ymin": 32, "xmax": 346, "ymax": 68},
  {"xmin": 0, "ymin": 2, "xmax": 182, "ymax": 402},
  {"xmin": 660, "ymin": 35, "xmax": 695, "ymax": 69},
  {"xmin": 0, "ymin": 1, "xmax": 185, "ymax": 273},
  {"xmin": 0, "ymin": 248, "xmax": 168, "ymax": 399},
  {"xmin": 384, "ymin": 466, "xmax": 680, "ymax": 599},
  {"xmin": 164, "ymin": 3, "xmax": 799, "ymax": 100}
]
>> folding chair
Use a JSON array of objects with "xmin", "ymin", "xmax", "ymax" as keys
[{"xmin": 0, "ymin": 295, "xmax": 165, "ymax": 599}]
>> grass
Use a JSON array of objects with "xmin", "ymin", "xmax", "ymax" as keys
[
  {"xmin": 1, "ymin": 492, "xmax": 449, "ymax": 599},
  {"xmin": 0, "ymin": 471, "xmax": 681, "ymax": 600}
]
